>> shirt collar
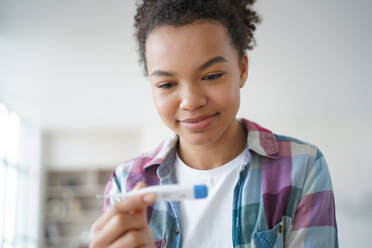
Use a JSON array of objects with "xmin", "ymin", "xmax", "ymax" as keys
[
  {"xmin": 240, "ymin": 118, "xmax": 279, "ymax": 158},
  {"xmin": 143, "ymin": 118, "xmax": 279, "ymax": 172}
]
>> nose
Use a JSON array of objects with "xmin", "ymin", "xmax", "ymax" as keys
[{"xmin": 179, "ymin": 83, "xmax": 207, "ymax": 111}]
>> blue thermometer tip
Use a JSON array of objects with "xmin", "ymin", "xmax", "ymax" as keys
[{"xmin": 194, "ymin": 184, "xmax": 208, "ymax": 199}]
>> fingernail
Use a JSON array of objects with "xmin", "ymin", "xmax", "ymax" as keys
[{"xmin": 143, "ymin": 193, "xmax": 156, "ymax": 204}]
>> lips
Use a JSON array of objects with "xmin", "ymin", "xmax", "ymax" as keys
[{"xmin": 179, "ymin": 113, "xmax": 219, "ymax": 131}]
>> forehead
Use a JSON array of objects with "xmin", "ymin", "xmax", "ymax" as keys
[{"xmin": 145, "ymin": 21, "xmax": 238, "ymax": 73}]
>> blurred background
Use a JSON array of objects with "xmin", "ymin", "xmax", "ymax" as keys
[{"xmin": 0, "ymin": 0, "xmax": 371, "ymax": 247}]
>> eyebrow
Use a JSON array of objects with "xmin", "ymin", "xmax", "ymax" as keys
[
  {"xmin": 199, "ymin": 56, "xmax": 228, "ymax": 71},
  {"xmin": 149, "ymin": 56, "xmax": 228, "ymax": 77}
]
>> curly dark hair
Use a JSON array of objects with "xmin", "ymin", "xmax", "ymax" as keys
[{"xmin": 134, "ymin": 0, "xmax": 261, "ymax": 74}]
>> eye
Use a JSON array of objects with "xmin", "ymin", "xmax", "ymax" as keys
[
  {"xmin": 203, "ymin": 73, "xmax": 224, "ymax": 80},
  {"xmin": 158, "ymin": 82, "xmax": 177, "ymax": 89}
]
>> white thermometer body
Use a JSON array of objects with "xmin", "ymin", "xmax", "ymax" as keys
[{"xmin": 97, "ymin": 184, "xmax": 208, "ymax": 201}]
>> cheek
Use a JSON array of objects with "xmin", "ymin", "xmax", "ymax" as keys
[
  {"xmin": 152, "ymin": 91, "xmax": 179, "ymax": 124},
  {"xmin": 212, "ymin": 80, "xmax": 241, "ymax": 111}
]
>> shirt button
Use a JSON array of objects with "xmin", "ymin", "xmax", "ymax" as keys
[
  {"xmin": 175, "ymin": 227, "xmax": 179, "ymax": 234},
  {"xmin": 278, "ymin": 224, "xmax": 283, "ymax": 234}
]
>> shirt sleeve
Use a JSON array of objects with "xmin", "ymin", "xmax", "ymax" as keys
[
  {"xmin": 102, "ymin": 171, "xmax": 122, "ymax": 213},
  {"xmin": 286, "ymin": 150, "xmax": 339, "ymax": 247}
]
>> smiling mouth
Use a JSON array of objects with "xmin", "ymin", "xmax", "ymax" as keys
[{"xmin": 179, "ymin": 113, "xmax": 219, "ymax": 131}]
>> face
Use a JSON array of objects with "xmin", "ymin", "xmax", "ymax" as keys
[{"xmin": 145, "ymin": 21, "xmax": 248, "ymax": 146}]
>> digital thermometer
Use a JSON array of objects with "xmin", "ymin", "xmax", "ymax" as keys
[{"xmin": 97, "ymin": 184, "xmax": 208, "ymax": 201}]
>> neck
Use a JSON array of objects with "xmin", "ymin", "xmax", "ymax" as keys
[{"xmin": 177, "ymin": 120, "xmax": 247, "ymax": 170}]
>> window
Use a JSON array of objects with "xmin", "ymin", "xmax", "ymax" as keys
[{"xmin": 0, "ymin": 103, "xmax": 40, "ymax": 248}]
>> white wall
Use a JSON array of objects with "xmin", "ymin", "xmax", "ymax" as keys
[
  {"xmin": 245, "ymin": 1, "xmax": 372, "ymax": 246},
  {"xmin": 42, "ymin": 128, "xmax": 142, "ymax": 170},
  {"xmin": 1, "ymin": 0, "xmax": 371, "ymax": 246}
]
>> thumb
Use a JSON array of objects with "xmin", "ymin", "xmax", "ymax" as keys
[
  {"xmin": 133, "ymin": 181, "xmax": 146, "ymax": 191},
  {"xmin": 132, "ymin": 181, "xmax": 156, "ymax": 204}
]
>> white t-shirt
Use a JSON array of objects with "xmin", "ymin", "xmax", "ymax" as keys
[{"xmin": 175, "ymin": 149, "xmax": 247, "ymax": 248}]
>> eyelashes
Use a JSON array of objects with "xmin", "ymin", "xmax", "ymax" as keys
[
  {"xmin": 202, "ymin": 73, "xmax": 224, "ymax": 80},
  {"xmin": 157, "ymin": 73, "xmax": 225, "ymax": 89},
  {"xmin": 158, "ymin": 82, "xmax": 177, "ymax": 89}
]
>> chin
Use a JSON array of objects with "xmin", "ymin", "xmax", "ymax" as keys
[{"xmin": 180, "ymin": 131, "xmax": 221, "ymax": 146}]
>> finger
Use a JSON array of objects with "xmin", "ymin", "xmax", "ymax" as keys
[
  {"xmin": 108, "ymin": 229, "xmax": 153, "ymax": 248},
  {"xmin": 91, "ymin": 208, "xmax": 115, "ymax": 235},
  {"xmin": 112, "ymin": 191, "xmax": 156, "ymax": 214},
  {"xmin": 92, "ymin": 182, "xmax": 153, "ymax": 233},
  {"xmin": 91, "ymin": 213, "xmax": 147, "ymax": 247}
]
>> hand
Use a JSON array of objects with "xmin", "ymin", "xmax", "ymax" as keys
[{"xmin": 90, "ymin": 182, "xmax": 156, "ymax": 248}]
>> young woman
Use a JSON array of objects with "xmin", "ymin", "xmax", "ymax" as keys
[{"xmin": 90, "ymin": 1, "xmax": 338, "ymax": 247}]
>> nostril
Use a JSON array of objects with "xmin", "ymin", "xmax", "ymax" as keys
[
  {"xmin": 179, "ymin": 94, "xmax": 207, "ymax": 111},
  {"xmin": 180, "ymin": 100, "xmax": 207, "ymax": 111}
]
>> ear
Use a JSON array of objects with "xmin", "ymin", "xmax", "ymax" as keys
[{"xmin": 239, "ymin": 53, "xmax": 248, "ymax": 88}]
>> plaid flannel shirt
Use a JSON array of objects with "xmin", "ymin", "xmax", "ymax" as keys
[{"xmin": 103, "ymin": 118, "xmax": 338, "ymax": 248}]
